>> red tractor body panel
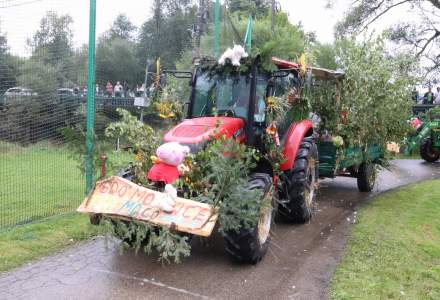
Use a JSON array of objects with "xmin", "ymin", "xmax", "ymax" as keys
[
  {"xmin": 163, "ymin": 117, "xmax": 245, "ymax": 144},
  {"xmin": 280, "ymin": 120, "xmax": 314, "ymax": 171},
  {"xmin": 147, "ymin": 117, "xmax": 246, "ymax": 184}
]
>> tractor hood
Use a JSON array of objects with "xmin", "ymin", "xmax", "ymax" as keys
[
  {"xmin": 163, "ymin": 117, "xmax": 245, "ymax": 150},
  {"xmin": 147, "ymin": 117, "xmax": 245, "ymax": 184}
]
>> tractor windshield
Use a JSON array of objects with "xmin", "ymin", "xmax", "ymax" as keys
[{"xmin": 191, "ymin": 72, "xmax": 266, "ymax": 122}]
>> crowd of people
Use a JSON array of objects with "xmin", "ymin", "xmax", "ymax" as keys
[
  {"xmin": 412, "ymin": 86, "xmax": 440, "ymax": 104},
  {"xmin": 87, "ymin": 81, "xmax": 148, "ymax": 98}
]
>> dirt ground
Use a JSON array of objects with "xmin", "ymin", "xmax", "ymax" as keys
[{"xmin": 0, "ymin": 159, "xmax": 439, "ymax": 300}]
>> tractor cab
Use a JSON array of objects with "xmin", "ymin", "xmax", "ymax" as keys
[{"xmin": 163, "ymin": 58, "xmax": 302, "ymax": 151}]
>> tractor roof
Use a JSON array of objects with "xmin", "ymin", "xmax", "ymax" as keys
[{"xmin": 272, "ymin": 57, "xmax": 345, "ymax": 80}]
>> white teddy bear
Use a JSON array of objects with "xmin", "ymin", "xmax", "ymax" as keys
[{"xmin": 218, "ymin": 45, "xmax": 249, "ymax": 66}]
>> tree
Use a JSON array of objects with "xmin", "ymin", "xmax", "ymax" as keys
[
  {"xmin": 27, "ymin": 11, "xmax": 78, "ymax": 88},
  {"xmin": 0, "ymin": 27, "xmax": 20, "ymax": 94},
  {"xmin": 228, "ymin": 0, "xmax": 270, "ymax": 17},
  {"xmin": 96, "ymin": 37, "xmax": 143, "ymax": 87},
  {"xmin": 109, "ymin": 14, "xmax": 137, "ymax": 41},
  {"xmin": 138, "ymin": 0, "xmax": 197, "ymax": 68},
  {"xmin": 334, "ymin": 0, "xmax": 440, "ymax": 77},
  {"xmin": 29, "ymin": 11, "xmax": 74, "ymax": 63},
  {"xmin": 199, "ymin": 12, "xmax": 306, "ymax": 70},
  {"xmin": 313, "ymin": 43, "xmax": 338, "ymax": 70},
  {"xmin": 0, "ymin": 26, "xmax": 7, "ymax": 56}
]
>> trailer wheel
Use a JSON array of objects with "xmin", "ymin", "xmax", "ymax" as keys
[
  {"xmin": 420, "ymin": 139, "xmax": 440, "ymax": 162},
  {"xmin": 278, "ymin": 137, "xmax": 318, "ymax": 223},
  {"xmin": 357, "ymin": 162, "xmax": 376, "ymax": 192},
  {"xmin": 223, "ymin": 173, "xmax": 275, "ymax": 264}
]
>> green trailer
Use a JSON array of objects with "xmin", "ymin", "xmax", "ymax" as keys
[
  {"xmin": 308, "ymin": 67, "xmax": 383, "ymax": 192},
  {"xmin": 318, "ymin": 141, "xmax": 382, "ymax": 191}
]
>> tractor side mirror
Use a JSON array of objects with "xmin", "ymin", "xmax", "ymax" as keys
[
  {"xmin": 163, "ymin": 70, "xmax": 194, "ymax": 86},
  {"xmin": 163, "ymin": 70, "xmax": 193, "ymax": 79},
  {"xmin": 270, "ymin": 69, "xmax": 295, "ymax": 78}
]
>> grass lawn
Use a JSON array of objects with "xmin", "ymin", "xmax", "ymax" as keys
[
  {"xmin": 330, "ymin": 180, "xmax": 440, "ymax": 299},
  {"xmin": 0, "ymin": 142, "xmax": 85, "ymax": 227},
  {"xmin": 0, "ymin": 141, "xmax": 131, "ymax": 272},
  {"xmin": 0, "ymin": 141, "xmax": 131, "ymax": 228},
  {"xmin": 0, "ymin": 213, "xmax": 100, "ymax": 272}
]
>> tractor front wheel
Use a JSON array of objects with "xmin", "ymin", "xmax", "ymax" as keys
[
  {"xmin": 420, "ymin": 139, "xmax": 440, "ymax": 162},
  {"xmin": 223, "ymin": 173, "xmax": 275, "ymax": 264},
  {"xmin": 278, "ymin": 137, "xmax": 318, "ymax": 223}
]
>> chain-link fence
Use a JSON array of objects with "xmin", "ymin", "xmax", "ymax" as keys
[
  {"xmin": 0, "ymin": 1, "xmax": 86, "ymax": 229},
  {"xmin": 0, "ymin": 0, "xmax": 137, "ymax": 229},
  {"xmin": 0, "ymin": 0, "xmax": 200, "ymax": 229}
]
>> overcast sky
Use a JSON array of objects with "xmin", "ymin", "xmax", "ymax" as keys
[
  {"xmin": 0, "ymin": 0, "xmax": 414, "ymax": 56},
  {"xmin": 0, "ymin": 0, "xmax": 353, "ymax": 55}
]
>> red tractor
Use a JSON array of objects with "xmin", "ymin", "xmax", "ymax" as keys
[{"xmin": 137, "ymin": 57, "xmax": 318, "ymax": 263}]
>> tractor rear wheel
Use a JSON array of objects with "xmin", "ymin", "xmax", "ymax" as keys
[
  {"xmin": 223, "ymin": 173, "xmax": 275, "ymax": 264},
  {"xmin": 357, "ymin": 162, "xmax": 376, "ymax": 192},
  {"xmin": 420, "ymin": 139, "xmax": 440, "ymax": 162},
  {"xmin": 278, "ymin": 137, "xmax": 318, "ymax": 223}
]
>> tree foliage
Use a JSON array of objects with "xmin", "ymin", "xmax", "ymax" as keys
[
  {"xmin": 0, "ymin": 28, "xmax": 20, "ymax": 94},
  {"xmin": 109, "ymin": 13, "xmax": 137, "ymax": 41},
  {"xmin": 138, "ymin": 0, "xmax": 197, "ymax": 69},
  {"xmin": 199, "ymin": 12, "xmax": 306, "ymax": 70},
  {"xmin": 28, "ymin": 11, "xmax": 74, "ymax": 64},
  {"xmin": 228, "ymin": 0, "xmax": 270, "ymax": 17},
  {"xmin": 335, "ymin": 0, "xmax": 440, "ymax": 77},
  {"xmin": 309, "ymin": 37, "xmax": 415, "ymax": 149},
  {"xmin": 96, "ymin": 37, "xmax": 143, "ymax": 86}
]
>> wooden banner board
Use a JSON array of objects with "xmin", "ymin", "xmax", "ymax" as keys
[{"xmin": 77, "ymin": 176, "xmax": 218, "ymax": 237}]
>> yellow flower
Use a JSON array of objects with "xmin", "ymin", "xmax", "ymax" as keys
[
  {"xmin": 266, "ymin": 97, "xmax": 275, "ymax": 107},
  {"xmin": 150, "ymin": 155, "xmax": 161, "ymax": 164},
  {"xmin": 135, "ymin": 153, "xmax": 142, "ymax": 162}
]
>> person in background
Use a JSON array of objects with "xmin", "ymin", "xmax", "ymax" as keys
[
  {"xmin": 95, "ymin": 84, "xmax": 100, "ymax": 96},
  {"xmin": 411, "ymin": 87, "xmax": 419, "ymax": 103},
  {"xmin": 423, "ymin": 86, "xmax": 434, "ymax": 104},
  {"xmin": 114, "ymin": 81, "xmax": 123, "ymax": 97},
  {"xmin": 123, "ymin": 81, "xmax": 129, "ymax": 97},
  {"xmin": 435, "ymin": 87, "xmax": 440, "ymax": 104},
  {"xmin": 105, "ymin": 81, "xmax": 113, "ymax": 97}
]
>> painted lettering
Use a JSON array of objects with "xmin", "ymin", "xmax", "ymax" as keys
[
  {"xmin": 98, "ymin": 181, "xmax": 111, "ymax": 194},
  {"xmin": 118, "ymin": 184, "xmax": 130, "ymax": 197},
  {"xmin": 131, "ymin": 188, "xmax": 146, "ymax": 202},
  {"xmin": 120, "ymin": 201, "xmax": 141, "ymax": 216},
  {"xmin": 109, "ymin": 181, "xmax": 119, "ymax": 194},
  {"xmin": 171, "ymin": 202, "xmax": 185, "ymax": 216},
  {"xmin": 183, "ymin": 205, "xmax": 200, "ymax": 219},
  {"xmin": 193, "ymin": 208, "xmax": 211, "ymax": 223},
  {"xmin": 142, "ymin": 193, "xmax": 155, "ymax": 206},
  {"xmin": 140, "ymin": 206, "xmax": 160, "ymax": 219}
]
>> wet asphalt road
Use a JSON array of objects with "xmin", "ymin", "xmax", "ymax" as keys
[{"xmin": 0, "ymin": 160, "xmax": 439, "ymax": 300}]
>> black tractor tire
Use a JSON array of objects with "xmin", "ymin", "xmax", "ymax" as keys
[
  {"xmin": 357, "ymin": 162, "xmax": 376, "ymax": 192},
  {"xmin": 89, "ymin": 213, "xmax": 102, "ymax": 225},
  {"xmin": 420, "ymin": 139, "xmax": 440, "ymax": 162},
  {"xmin": 223, "ymin": 173, "xmax": 275, "ymax": 264},
  {"xmin": 278, "ymin": 137, "xmax": 318, "ymax": 223}
]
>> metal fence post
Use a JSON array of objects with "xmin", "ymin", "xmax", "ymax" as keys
[
  {"xmin": 86, "ymin": 0, "xmax": 97, "ymax": 193},
  {"xmin": 213, "ymin": 0, "xmax": 220, "ymax": 57}
]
